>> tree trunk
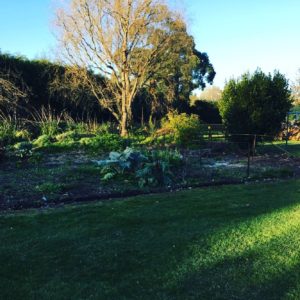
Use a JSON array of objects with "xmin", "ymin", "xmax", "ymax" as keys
[
  {"xmin": 120, "ymin": 86, "xmax": 129, "ymax": 137},
  {"xmin": 120, "ymin": 110, "xmax": 128, "ymax": 137}
]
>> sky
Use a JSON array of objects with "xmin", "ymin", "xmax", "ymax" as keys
[{"xmin": 0, "ymin": 0, "xmax": 299, "ymax": 89}]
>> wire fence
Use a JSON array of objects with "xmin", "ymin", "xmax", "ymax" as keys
[{"xmin": 146, "ymin": 124, "xmax": 299, "ymax": 183}]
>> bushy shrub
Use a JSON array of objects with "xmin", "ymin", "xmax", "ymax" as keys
[
  {"xmin": 79, "ymin": 133, "xmax": 126, "ymax": 152},
  {"xmin": 33, "ymin": 135, "xmax": 53, "ymax": 148},
  {"xmin": 190, "ymin": 100, "xmax": 222, "ymax": 124},
  {"xmin": 160, "ymin": 112, "xmax": 203, "ymax": 146},
  {"xmin": 219, "ymin": 70, "xmax": 292, "ymax": 140}
]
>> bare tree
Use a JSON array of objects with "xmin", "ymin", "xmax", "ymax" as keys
[
  {"xmin": 292, "ymin": 69, "xmax": 300, "ymax": 106},
  {"xmin": 0, "ymin": 72, "xmax": 28, "ymax": 121},
  {"xmin": 55, "ymin": 0, "xmax": 185, "ymax": 136}
]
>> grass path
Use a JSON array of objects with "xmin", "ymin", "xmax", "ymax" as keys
[{"xmin": 1, "ymin": 180, "xmax": 300, "ymax": 299}]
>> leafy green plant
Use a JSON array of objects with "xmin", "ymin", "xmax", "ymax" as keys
[
  {"xmin": 136, "ymin": 150, "xmax": 183, "ymax": 187},
  {"xmin": 13, "ymin": 141, "xmax": 33, "ymax": 159},
  {"xmin": 96, "ymin": 148, "xmax": 183, "ymax": 187},
  {"xmin": 136, "ymin": 159, "xmax": 172, "ymax": 187},
  {"xmin": 96, "ymin": 147, "xmax": 147, "ymax": 180},
  {"xmin": 79, "ymin": 133, "xmax": 126, "ymax": 152}
]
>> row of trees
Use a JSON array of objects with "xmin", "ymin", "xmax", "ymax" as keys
[
  {"xmin": 0, "ymin": 47, "xmax": 215, "ymax": 124},
  {"xmin": 0, "ymin": 0, "xmax": 294, "ymax": 140}
]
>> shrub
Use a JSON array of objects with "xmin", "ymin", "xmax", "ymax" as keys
[
  {"xmin": 219, "ymin": 70, "xmax": 292, "ymax": 141},
  {"xmin": 33, "ymin": 135, "xmax": 53, "ymax": 148},
  {"xmin": 79, "ymin": 133, "xmax": 126, "ymax": 152},
  {"xmin": 160, "ymin": 112, "xmax": 203, "ymax": 146},
  {"xmin": 190, "ymin": 100, "xmax": 222, "ymax": 124}
]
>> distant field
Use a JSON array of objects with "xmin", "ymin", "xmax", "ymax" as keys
[{"xmin": 1, "ymin": 180, "xmax": 300, "ymax": 299}]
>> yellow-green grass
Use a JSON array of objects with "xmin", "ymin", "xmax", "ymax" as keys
[{"xmin": 1, "ymin": 180, "xmax": 300, "ymax": 299}]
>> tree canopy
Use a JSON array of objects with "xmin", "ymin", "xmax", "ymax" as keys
[
  {"xmin": 219, "ymin": 69, "xmax": 292, "ymax": 139},
  {"xmin": 55, "ymin": 0, "xmax": 215, "ymax": 135}
]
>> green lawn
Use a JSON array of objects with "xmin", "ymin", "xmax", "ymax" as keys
[
  {"xmin": 1, "ymin": 180, "xmax": 300, "ymax": 299},
  {"xmin": 257, "ymin": 141, "xmax": 300, "ymax": 157}
]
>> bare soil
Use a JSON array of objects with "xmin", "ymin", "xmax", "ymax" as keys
[{"xmin": 0, "ymin": 148, "xmax": 299, "ymax": 211}]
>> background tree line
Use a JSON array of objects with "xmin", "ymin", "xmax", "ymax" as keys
[{"xmin": 0, "ymin": 48, "xmax": 216, "ymax": 126}]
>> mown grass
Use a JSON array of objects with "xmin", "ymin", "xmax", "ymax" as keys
[
  {"xmin": 1, "ymin": 180, "xmax": 300, "ymax": 299},
  {"xmin": 257, "ymin": 141, "xmax": 300, "ymax": 157}
]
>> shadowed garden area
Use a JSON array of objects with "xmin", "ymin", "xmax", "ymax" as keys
[{"xmin": 1, "ymin": 180, "xmax": 300, "ymax": 299}]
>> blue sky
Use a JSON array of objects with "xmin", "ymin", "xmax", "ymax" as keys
[{"xmin": 0, "ymin": 0, "xmax": 299, "ymax": 88}]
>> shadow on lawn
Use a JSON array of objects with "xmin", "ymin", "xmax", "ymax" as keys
[
  {"xmin": 162, "ymin": 185, "xmax": 300, "ymax": 299},
  {"xmin": 1, "ymin": 181, "xmax": 300, "ymax": 300}
]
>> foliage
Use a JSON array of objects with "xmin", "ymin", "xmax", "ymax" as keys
[
  {"xmin": 0, "ymin": 52, "xmax": 103, "ymax": 122},
  {"xmin": 141, "ymin": 31, "xmax": 215, "ymax": 119},
  {"xmin": 136, "ymin": 150, "xmax": 183, "ymax": 187},
  {"xmin": 96, "ymin": 147, "xmax": 147, "ymax": 181},
  {"xmin": 12, "ymin": 141, "xmax": 33, "ymax": 159},
  {"xmin": 190, "ymin": 100, "xmax": 222, "ymax": 124},
  {"xmin": 97, "ymin": 147, "xmax": 183, "ymax": 186},
  {"xmin": 15, "ymin": 129, "xmax": 31, "ymax": 141},
  {"xmin": 160, "ymin": 112, "xmax": 203, "ymax": 146},
  {"xmin": 0, "ymin": 119, "xmax": 17, "ymax": 146},
  {"xmin": 219, "ymin": 69, "xmax": 292, "ymax": 140},
  {"xmin": 32, "ymin": 107, "xmax": 63, "ymax": 137},
  {"xmin": 0, "ymin": 117, "xmax": 31, "ymax": 147},
  {"xmin": 79, "ymin": 134, "xmax": 126, "ymax": 153},
  {"xmin": 55, "ymin": 0, "xmax": 215, "ymax": 136},
  {"xmin": 32, "ymin": 135, "xmax": 54, "ymax": 148}
]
